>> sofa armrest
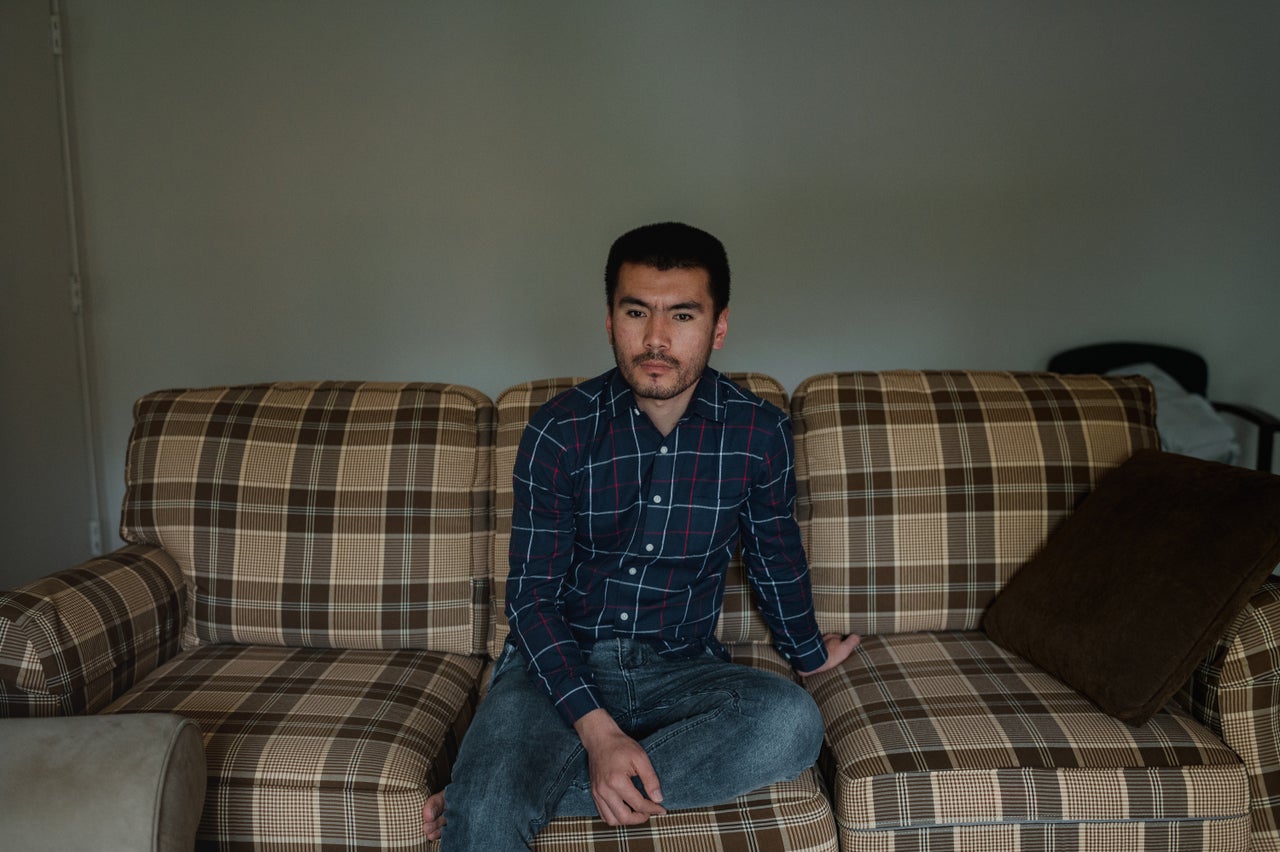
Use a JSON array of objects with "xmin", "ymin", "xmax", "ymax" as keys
[
  {"xmin": 0, "ymin": 545, "xmax": 185, "ymax": 716},
  {"xmin": 0, "ymin": 714, "xmax": 206, "ymax": 852},
  {"xmin": 1177, "ymin": 577, "xmax": 1280, "ymax": 846}
]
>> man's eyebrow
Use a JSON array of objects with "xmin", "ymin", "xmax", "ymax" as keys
[{"xmin": 618, "ymin": 295, "xmax": 706, "ymax": 312}]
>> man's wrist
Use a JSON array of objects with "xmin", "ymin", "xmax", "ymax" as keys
[
  {"xmin": 573, "ymin": 708, "xmax": 623, "ymax": 750},
  {"xmin": 790, "ymin": 640, "xmax": 830, "ymax": 675}
]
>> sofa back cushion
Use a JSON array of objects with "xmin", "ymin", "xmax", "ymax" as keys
[
  {"xmin": 488, "ymin": 372, "xmax": 787, "ymax": 658},
  {"xmin": 791, "ymin": 371, "xmax": 1157, "ymax": 635},
  {"xmin": 122, "ymin": 382, "xmax": 494, "ymax": 654}
]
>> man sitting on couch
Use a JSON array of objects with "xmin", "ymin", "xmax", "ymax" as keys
[{"xmin": 424, "ymin": 222, "xmax": 859, "ymax": 849}]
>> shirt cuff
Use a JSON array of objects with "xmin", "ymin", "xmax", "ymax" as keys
[
  {"xmin": 554, "ymin": 679, "xmax": 605, "ymax": 728},
  {"xmin": 786, "ymin": 636, "xmax": 830, "ymax": 675}
]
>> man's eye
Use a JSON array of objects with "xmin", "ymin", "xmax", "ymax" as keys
[
  {"xmin": 627, "ymin": 310, "xmax": 645, "ymax": 318},
  {"xmin": 674, "ymin": 313, "xmax": 694, "ymax": 322}
]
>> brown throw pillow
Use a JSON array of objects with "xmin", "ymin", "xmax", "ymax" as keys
[{"xmin": 983, "ymin": 449, "xmax": 1280, "ymax": 725}]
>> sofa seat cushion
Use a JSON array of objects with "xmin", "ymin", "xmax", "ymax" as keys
[
  {"xmin": 809, "ymin": 632, "xmax": 1250, "ymax": 852},
  {"xmin": 529, "ymin": 768, "xmax": 837, "ymax": 852},
  {"xmin": 103, "ymin": 644, "xmax": 483, "ymax": 851}
]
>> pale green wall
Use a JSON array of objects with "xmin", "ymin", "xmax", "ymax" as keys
[
  {"xmin": 1, "ymin": 0, "xmax": 97, "ymax": 588},
  {"xmin": 5, "ymin": 1, "xmax": 1278, "ymax": 585}
]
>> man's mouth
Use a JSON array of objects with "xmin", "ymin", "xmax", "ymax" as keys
[{"xmin": 638, "ymin": 361, "xmax": 676, "ymax": 376}]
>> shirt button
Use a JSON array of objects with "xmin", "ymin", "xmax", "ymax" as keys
[
  {"xmin": 629, "ymin": 566, "xmax": 638, "ymax": 575},
  {"xmin": 659, "ymin": 446, "xmax": 669, "ymax": 455},
  {"xmin": 652, "ymin": 495, "xmax": 661, "ymax": 504},
  {"xmin": 645, "ymin": 543, "xmax": 654, "ymax": 552},
  {"xmin": 620, "ymin": 612, "xmax": 630, "ymax": 621}
]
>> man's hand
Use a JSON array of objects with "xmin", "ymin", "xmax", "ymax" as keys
[
  {"xmin": 797, "ymin": 633, "xmax": 861, "ymax": 677},
  {"xmin": 574, "ymin": 708, "xmax": 667, "ymax": 826},
  {"xmin": 421, "ymin": 790, "xmax": 445, "ymax": 840}
]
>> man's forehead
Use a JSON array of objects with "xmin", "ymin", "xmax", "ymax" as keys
[{"xmin": 615, "ymin": 263, "xmax": 713, "ymax": 307}]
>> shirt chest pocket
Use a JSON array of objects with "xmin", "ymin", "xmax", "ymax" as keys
[{"xmin": 647, "ymin": 481, "xmax": 746, "ymax": 560}]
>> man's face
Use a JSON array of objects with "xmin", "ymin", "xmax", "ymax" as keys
[{"xmin": 606, "ymin": 262, "xmax": 729, "ymax": 403}]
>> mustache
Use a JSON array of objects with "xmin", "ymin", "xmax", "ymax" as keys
[{"xmin": 633, "ymin": 352, "xmax": 680, "ymax": 368}]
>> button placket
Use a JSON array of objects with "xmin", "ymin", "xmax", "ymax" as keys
[
  {"xmin": 643, "ymin": 438, "xmax": 675, "ymax": 557},
  {"xmin": 624, "ymin": 428, "xmax": 674, "ymax": 632}
]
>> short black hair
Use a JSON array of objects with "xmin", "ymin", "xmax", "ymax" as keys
[{"xmin": 604, "ymin": 222, "xmax": 730, "ymax": 317}]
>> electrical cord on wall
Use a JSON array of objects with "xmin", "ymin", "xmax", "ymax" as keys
[{"xmin": 51, "ymin": 1, "xmax": 105, "ymax": 556}]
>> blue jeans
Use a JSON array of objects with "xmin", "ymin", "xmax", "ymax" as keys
[{"xmin": 441, "ymin": 638, "xmax": 824, "ymax": 851}]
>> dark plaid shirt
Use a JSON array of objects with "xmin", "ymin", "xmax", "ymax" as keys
[{"xmin": 506, "ymin": 368, "xmax": 828, "ymax": 726}]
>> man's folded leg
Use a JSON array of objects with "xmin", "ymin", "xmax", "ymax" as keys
[
  {"xmin": 592, "ymin": 641, "xmax": 825, "ymax": 813},
  {"xmin": 444, "ymin": 641, "xmax": 824, "ymax": 848}
]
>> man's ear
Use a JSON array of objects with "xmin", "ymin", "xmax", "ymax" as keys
[
  {"xmin": 605, "ymin": 310, "xmax": 614, "ymax": 344},
  {"xmin": 712, "ymin": 308, "xmax": 729, "ymax": 350}
]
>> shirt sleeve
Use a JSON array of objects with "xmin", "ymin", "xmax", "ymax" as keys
[
  {"xmin": 740, "ymin": 414, "xmax": 830, "ymax": 674},
  {"xmin": 505, "ymin": 412, "xmax": 604, "ymax": 727}
]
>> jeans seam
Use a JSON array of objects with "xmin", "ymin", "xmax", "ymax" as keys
[
  {"xmin": 531, "ymin": 741, "xmax": 588, "ymax": 838},
  {"xmin": 638, "ymin": 688, "xmax": 739, "ymax": 752}
]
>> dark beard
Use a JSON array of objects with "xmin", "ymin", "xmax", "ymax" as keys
[{"xmin": 614, "ymin": 347, "xmax": 707, "ymax": 401}]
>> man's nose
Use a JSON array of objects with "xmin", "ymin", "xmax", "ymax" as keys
[{"xmin": 644, "ymin": 316, "xmax": 669, "ymax": 350}]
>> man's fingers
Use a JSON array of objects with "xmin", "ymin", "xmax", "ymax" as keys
[
  {"xmin": 635, "ymin": 759, "xmax": 664, "ymax": 805},
  {"xmin": 838, "ymin": 633, "xmax": 861, "ymax": 654},
  {"xmin": 798, "ymin": 632, "xmax": 864, "ymax": 677},
  {"xmin": 595, "ymin": 772, "xmax": 666, "ymax": 826},
  {"xmin": 621, "ymin": 784, "xmax": 666, "ymax": 818},
  {"xmin": 421, "ymin": 791, "xmax": 446, "ymax": 839},
  {"xmin": 595, "ymin": 788, "xmax": 647, "ymax": 827},
  {"xmin": 592, "ymin": 792, "xmax": 621, "ymax": 827}
]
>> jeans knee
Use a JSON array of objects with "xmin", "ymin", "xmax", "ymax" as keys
[
  {"xmin": 786, "ymin": 686, "xmax": 825, "ymax": 759},
  {"xmin": 744, "ymin": 677, "xmax": 825, "ymax": 771},
  {"xmin": 802, "ymin": 697, "xmax": 826, "ymax": 758}
]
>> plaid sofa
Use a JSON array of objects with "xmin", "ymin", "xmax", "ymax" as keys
[
  {"xmin": 2, "ymin": 382, "xmax": 494, "ymax": 851},
  {"xmin": 2, "ymin": 372, "xmax": 1278, "ymax": 851},
  {"xmin": 792, "ymin": 371, "xmax": 1274, "ymax": 852}
]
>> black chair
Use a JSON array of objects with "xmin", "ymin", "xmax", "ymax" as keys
[{"xmin": 1047, "ymin": 342, "xmax": 1278, "ymax": 472}]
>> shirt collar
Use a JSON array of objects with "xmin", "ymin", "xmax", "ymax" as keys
[{"xmin": 603, "ymin": 367, "xmax": 727, "ymax": 425}]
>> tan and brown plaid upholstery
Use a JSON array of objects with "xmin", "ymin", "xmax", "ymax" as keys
[
  {"xmin": 529, "ymin": 768, "xmax": 837, "ymax": 852},
  {"xmin": 122, "ymin": 382, "xmax": 494, "ymax": 655},
  {"xmin": 791, "ymin": 370, "xmax": 1158, "ymax": 637},
  {"xmin": 810, "ymin": 631, "xmax": 1251, "ymax": 851},
  {"xmin": 0, "ymin": 545, "xmax": 184, "ymax": 716},
  {"xmin": 488, "ymin": 373, "xmax": 836, "ymax": 851},
  {"xmin": 792, "ymin": 370, "xmax": 1258, "ymax": 849},
  {"xmin": 488, "ymin": 372, "xmax": 787, "ymax": 658},
  {"xmin": 105, "ymin": 643, "xmax": 481, "ymax": 851},
  {"xmin": 1180, "ymin": 578, "xmax": 1280, "ymax": 848},
  {"xmin": 12, "ymin": 367, "xmax": 1280, "ymax": 851}
]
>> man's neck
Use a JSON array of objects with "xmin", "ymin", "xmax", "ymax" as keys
[{"xmin": 634, "ymin": 384, "xmax": 698, "ymax": 437}]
